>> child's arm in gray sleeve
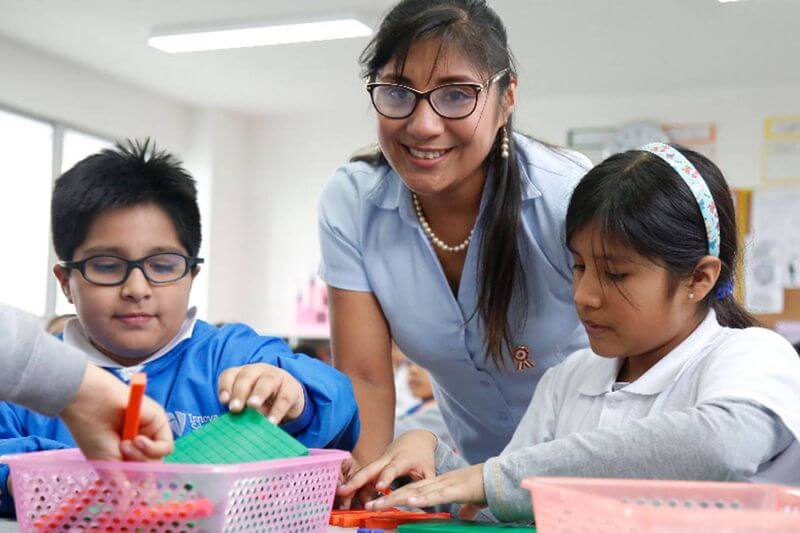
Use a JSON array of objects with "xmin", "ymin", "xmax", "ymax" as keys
[
  {"xmin": 483, "ymin": 399, "xmax": 793, "ymax": 522},
  {"xmin": 0, "ymin": 304, "xmax": 87, "ymax": 416},
  {"xmin": 434, "ymin": 439, "xmax": 470, "ymax": 475}
]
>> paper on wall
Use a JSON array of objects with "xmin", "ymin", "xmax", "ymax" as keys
[
  {"xmin": 744, "ymin": 237, "xmax": 784, "ymax": 314},
  {"xmin": 749, "ymin": 189, "xmax": 800, "ymax": 290},
  {"xmin": 762, "ymin": 116, "xmax": 800, "ymax": 183}
]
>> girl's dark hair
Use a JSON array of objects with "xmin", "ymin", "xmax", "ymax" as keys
[
  {"xmin": 566, "ymin": 145, "xmax": 757, "ymax": 329},
  {"xmin": 354, "ymin": 0, "xmax": 525, "ymax": 367},
  {"xmin": 52, "ymin": 138, "xmax": 201, "ymax": 261}
]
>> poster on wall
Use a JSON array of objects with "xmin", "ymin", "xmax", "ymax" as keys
[
  {"xmin": 662, "ymin": 123, "xmax": 717, "ymax": 161},
  {"xmin": 744, "ymin": 237, "xmax": 784, "ymax": 314},
  {"xmin": 762, "ymin": 116, "xmax": 800, "ymax": 183},
  {"xmin": 749, "ymin": 188, "xmax": 800, "ymax": 292},
  {"xmin": 566, "ymin": 127, "xmax": 616, "ymax": 164},
  {"xmin": 567, "ymin": 122, "xmax": 717, "ymax": 164}
]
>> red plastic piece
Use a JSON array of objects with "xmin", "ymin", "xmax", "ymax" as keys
[
  {"xmin": 329, "ymin": 509, "xmax": 450, "ymax": 528},
  {"xmin": 122, "ymin": 373, "xmax": 147, "ymax": 441}
]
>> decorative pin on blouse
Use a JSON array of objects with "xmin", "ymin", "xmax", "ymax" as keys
[{"xmin": 512, "ymin": 345, "xmax": 534, "ymax": 372}]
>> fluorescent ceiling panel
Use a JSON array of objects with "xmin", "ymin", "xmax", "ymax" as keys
[{"xmin": 149, "ymin": 18, "xmax": 372, "ymax": 53}]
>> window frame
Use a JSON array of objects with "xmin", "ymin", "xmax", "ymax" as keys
[{"xmin": 0, "ymin": 102, "xmax": 115, "ymax": 319}]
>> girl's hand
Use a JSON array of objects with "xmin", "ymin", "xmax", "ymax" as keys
[
  {"xmin": 335, "ymin": 456, "xmax": 379, "ymax": 510},
  {"xmin": 217, "ymin": 363, "xmax": 305, "ymax": 424},
  {"xmin": 337, "ymin": 430, "xmax": 438, "ymax": 502},
  {"xmin": 365, "ymin": 463, "xmax": 486, "ymax": 510}
]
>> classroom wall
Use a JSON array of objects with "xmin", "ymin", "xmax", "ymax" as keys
[
  {"xmin": 515, "ymin": 81, "xmax": 800, "ymax": 189},
  {"xmin": 186, "ymin": 109, "xmax": 258, "ymax": 325},
  {"xmin": 0, "ymin": 35, "xmax": 189, "ymax": 151},
  {"xmin": 205, "ymin": 108, "xmax": 374, "ymax": 334},
  {"xmin": 229, "ymin": 81, "xmax": 800, "ymax": 335}
]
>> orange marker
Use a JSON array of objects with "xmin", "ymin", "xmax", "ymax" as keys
[{"xmin": 122, "ymin": 373, "xmax": 147, "ymax": 441}]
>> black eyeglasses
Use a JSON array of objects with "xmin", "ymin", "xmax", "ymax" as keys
[
  {"xmin": 366, "ymin": 69, "xmax": 508, "ymax": 120},
  {"xmin": 60, "ymin": 253, "xmax": 203, "ymax": 286}
]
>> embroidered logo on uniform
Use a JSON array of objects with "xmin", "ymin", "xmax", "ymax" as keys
[
  {"xmin": 167, "ymin": 411, "xmax": 187, "ymax": 436},
  {"xmin": 167, "ymin": 411, "xmax": 218, "ymax": 437}
]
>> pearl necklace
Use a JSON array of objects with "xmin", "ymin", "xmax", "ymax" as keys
[{"xmin": 411, "ymin": 192, "xmax": 474, "ymax": 253}]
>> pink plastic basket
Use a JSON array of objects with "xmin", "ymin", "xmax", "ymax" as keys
[
  {"xmin": 3, "ymin": 447, "xmax": 348, "ymax": 532},
  {"xmin": 522, "ymin": 477, "xmax": 800, "ymax": 532}
]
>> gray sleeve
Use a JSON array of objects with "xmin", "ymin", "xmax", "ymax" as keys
[
  {"xmin": 483, "ymin": 399, "xmax": 794, "ymax": 523},
  {"xmin": 434, "ymin": 439, "xmax": 470, "ymax": 475},
  {"xmin": 395, "ymin": 405, "xmax": 458, "ymax": 451},
  {"xmin": 0, "ymin": 304, "xmax": 87, "ymax": 416}
]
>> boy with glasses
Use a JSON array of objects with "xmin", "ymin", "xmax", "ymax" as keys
[{"xmin": 0, "ymin": 140, "xmax": 359, "ymax": 517}]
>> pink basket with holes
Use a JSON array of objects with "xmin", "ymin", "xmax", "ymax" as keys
[
  {"xmin": 3, "ymin": 447, "xmax": 348, "ymax": 532},
  {"xmin": 522, "ymin": 477, "xmax": 800, "ymax": 532}
]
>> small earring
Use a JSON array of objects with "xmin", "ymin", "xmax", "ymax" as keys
[
  {"xmin": 689, "ymin": 292, "xmax": 695, "ymax": 300},
  {"xmin": 500, "ymin": 126, "xmax": 510, "ymax": 159}
]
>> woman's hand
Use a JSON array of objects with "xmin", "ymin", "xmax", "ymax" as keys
[
  {"xmin": 365, "ymin": 463, "xmax": 486, "ymax": 510},
  {"xmin": 337, "ymin": 430, "xmax": 438, "ymax": 505},
  {"xmin": 217, "ymin": 363, "xmax": 305, "ymax": 424}
]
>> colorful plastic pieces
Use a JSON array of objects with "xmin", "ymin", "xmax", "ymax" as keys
[
  {"xmin": 33, "ymin": 490, "xmax": 213, "ymax": 531},
  {"xmin": 330, "ymin": 508, "xmax": 451, "ymax": 528},
  {"xmin": 399, "ymin": 520, "xmax": 536, "ymax": 531}
]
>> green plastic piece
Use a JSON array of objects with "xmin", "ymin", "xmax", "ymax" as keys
[
  {"xmin": 399, "ymin": 520, "xmax": 535, "ymax": 532},
  {"xmin": 165, "ymin": 407, "xmax": 308, "ymax": 464}
]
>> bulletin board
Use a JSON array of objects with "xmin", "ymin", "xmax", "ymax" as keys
[{"xmin": 734, "ymin": 188, "xmax": 800, "ymax": 330}]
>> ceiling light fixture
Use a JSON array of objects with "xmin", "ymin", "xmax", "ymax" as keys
[{"xmin": 149, "ymin": 18, "xmax": 372, "ymax": 53}]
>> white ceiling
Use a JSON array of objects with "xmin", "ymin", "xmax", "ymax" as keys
[{"xmin": 1, "ymin": 0, "xmax": 798, "ymax": 116}]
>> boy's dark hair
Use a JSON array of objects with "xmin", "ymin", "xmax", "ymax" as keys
[
  {"xmin": 566, "ymin": 144, "xmax": 757, "ymax": 329},
  {"xmin": 52, "ymin": 139, "xmax": 201, "ymax": 261}
]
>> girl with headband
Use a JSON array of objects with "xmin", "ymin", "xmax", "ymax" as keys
[{"xmin": 342, "ymin": 144, "xmax": 800, "ymax": 522}]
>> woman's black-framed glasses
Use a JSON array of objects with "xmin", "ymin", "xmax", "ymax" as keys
[
  {"xmin": 366, "ymin": 69, "xmax": 509, "ymax": 120},
  {"xmin": 60, "ymin": 253, "xmax": 204, "ymax": 286}
]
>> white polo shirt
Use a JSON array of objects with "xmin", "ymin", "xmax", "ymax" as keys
[{"xmin": 504, "ymin": 310, "xmax": 800, "ymax": 484}]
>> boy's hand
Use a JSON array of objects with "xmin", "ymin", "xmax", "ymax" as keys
[
  {"xmin": 218, "ymin": 363, "xmax": 305, "ymax": 424},
  {"xmin": 365, "ymin": 463, "xmax": 486, "ymax": 510},
  {"xmin": 337, "ymin": 430, "xmax": 438, "ymax": 504}
]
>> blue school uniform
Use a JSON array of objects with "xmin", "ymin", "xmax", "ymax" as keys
[{"xmin": 0, "ymin": 320, "xmax": 359, "ymax": 517}]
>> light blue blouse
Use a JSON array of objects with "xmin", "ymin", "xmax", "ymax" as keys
[{"xmin": 318, "ymin": 134, "xmax": 590, "ymax": 463}]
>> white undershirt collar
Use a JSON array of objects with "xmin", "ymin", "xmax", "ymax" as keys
[{"xmin": 63, "ymin": 307, "xmax": 198, "ymax": 380}]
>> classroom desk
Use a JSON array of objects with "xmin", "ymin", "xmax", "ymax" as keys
[{"xmin": 0, "ymin": 518, "xmax": 359, "ymax": 532}]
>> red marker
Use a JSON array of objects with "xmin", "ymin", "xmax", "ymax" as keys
[{"xmin": 122, "ymin": 373, "xmax": 147, "ymax": 441}]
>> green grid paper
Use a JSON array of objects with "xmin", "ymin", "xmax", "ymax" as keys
[{"xmin": 165, "ymin": 407, "xmax": 309, "ymax": 464}]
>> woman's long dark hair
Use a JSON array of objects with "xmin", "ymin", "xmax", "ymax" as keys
[
  {"xmin": 353, "ymin": 0, "xmax": 527, "ymax": 367},
  {"xmin": 565, "ymin": 145, "xmax": 757, "ymax": 329}
]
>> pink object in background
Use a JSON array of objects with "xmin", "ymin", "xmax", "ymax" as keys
[
  {"xmin": 523, "ymin": 477, "xmax": 800, "ymax": 532},
  {"xmin": 295, "ymin": 276, "xmax": 330, "ymax": 337}
]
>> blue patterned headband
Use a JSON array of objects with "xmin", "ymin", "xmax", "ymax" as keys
[{"xmin": 640, "ymin": 143, "xmax": 721, "ymax": 258}]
